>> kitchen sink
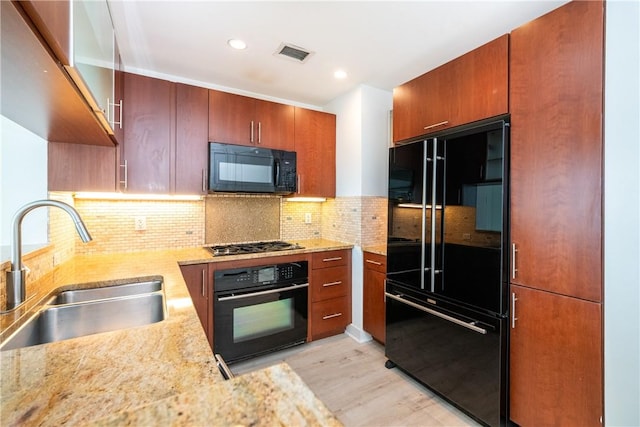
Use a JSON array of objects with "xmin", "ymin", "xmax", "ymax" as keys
[
  {"xmin": 0, "ymin": 279, "xmax": 167, "ymax": 352},
  {"xmin": 46, "ymin": 279, "xmax": 163, "ymax": 305}
]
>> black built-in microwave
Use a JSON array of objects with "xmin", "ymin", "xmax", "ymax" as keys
[{"xmin": 208, "ymin": 142, "xmax": 297, "ymax": 194}]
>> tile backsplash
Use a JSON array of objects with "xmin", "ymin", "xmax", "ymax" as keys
[{"xmin": 73, "ymin": 197, "xmax": 204, "ymax": 254}]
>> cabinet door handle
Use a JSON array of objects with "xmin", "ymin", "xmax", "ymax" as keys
[
  {"xmin": 322, "ymin": 281, "xmax": 342, "ymax": 287},
  {"xmin": 511, "ymin": 292, "xmax": 518, "ymax": 329},
  {"xmin": 322, "ymin": 312, "xmax": 343, "ymax": 320},
  {"xmin": 201, "ymin": 269, "xmax": 206, "ymax": 297},
  {"xmin": 107, "ymin": 98, "xmax": 123, "ymax": 129},
  {"xmin": 512, "ymin": 243, "xmax": 518, "ymax": 279},
  {"xmin": 202, "ymin": 169, "xmax": 207, "ymax": 193},
  {"xmin": 423, "ymin": 120, "xmax": 449, "ymax": 131},
  {"xmin": 250, "ymin": 121, "xmax": 254, "ymax": 143},
  {"xmin": 365, "ymin": 259, "xmax": 382, "ymax": 266},
  {"xmin": 323, "ymin": 257, "xmax": 343, "ymax": 262},
  {"xmin": 257, "ymin": 122, "xmax": 261, "ymax": 144},
  {"xmin": 119, "ymin": 160, "xmax": 128, "ymax": 190}
]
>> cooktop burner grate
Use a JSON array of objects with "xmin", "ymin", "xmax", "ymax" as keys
[{"xmin": 205, "ymin": 241, "xmax": 303, "ymax": 257}]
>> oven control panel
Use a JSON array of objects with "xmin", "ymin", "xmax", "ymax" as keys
[{"xmin": 214, "ymin": 261, "xmax": 308, "ymax": 293}]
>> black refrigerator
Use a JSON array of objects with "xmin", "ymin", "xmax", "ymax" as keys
[{"xmin": 385, "ymin": 117, "xmax": 509, "ymax": 427}]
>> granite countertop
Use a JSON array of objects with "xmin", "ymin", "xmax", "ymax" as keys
[
  {"xmin": 362, "ymin": 244, "xmax": 387, "ymax": 256},
  {"xmin": 0, "ymin": 239, "xmax": 349, "ymax": 426}
]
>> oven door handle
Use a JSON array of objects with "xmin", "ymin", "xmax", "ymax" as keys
[
  {"xmin": 217, "ymin": 283, "xmax": 309, "ymax": 301},
  {"xmin": 385, "ymin": 292, "xmax": 487, "ymax": 335}
]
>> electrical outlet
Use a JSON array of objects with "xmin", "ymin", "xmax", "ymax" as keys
[
  {"xmin": 304, "ymin": 213, "xmax": 312, "ymax": 224},
  {"xmin": 134, "ymin": 216, "xmax": 147, "ymax": 231}
]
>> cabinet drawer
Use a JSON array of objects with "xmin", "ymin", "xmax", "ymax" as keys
[
  {"xmin": 363, "ymin": 252, "xmax": 386, "ymax": 273},
  {"xmin": 312, "ymin": 250, "xmax": 349, "ymax": 268},
  {"xmin": 311, "ymin": 266, "xmax": 349, "ymax": 302},
  {"xmin": 311, "ymin": 297, "xmax": 350, "ymax": 339}
]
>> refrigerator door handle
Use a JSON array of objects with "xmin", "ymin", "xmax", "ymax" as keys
[{"xmin": 385, "ymin": 292, "xmax": 487, "ymax": 335}]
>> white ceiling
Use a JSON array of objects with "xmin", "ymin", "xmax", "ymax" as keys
[{"xmin": 107, "ymin": 1, "xmax": 568, "ymax": 108}]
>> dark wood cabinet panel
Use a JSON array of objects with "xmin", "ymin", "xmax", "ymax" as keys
[
  {"xmin": 179, "ymin": 263, "xmax": 212, "ymax": 347},
  {"xmin": 294, "ymin": 108, "xmax": 336, "ymax": 198},
  {"xmin": 20, "ymin": 0, "xmax": 71, "ymax": 65},
  {"xmin": 209, "ymin": 89, "xmax": 294, "ymax": 150},
  {"xmin": 393, "ymin": 34, "xmax": 508, "ymax": 143},
  {"xmin": 510, "ymin": 0, "xmax": 604, "ymax": 302},
  {"xmin": 509, "ymin": 285, "xmax": 603, "ymax": 426},
  {"xmin": 48, "ymin": 142, "xmax": 116, "ymax": 191},
  {"xmin": 363, "ymin": 252, "xmax": 386, "ymax": 343},
  {"xmin": 208, "ymin": 90, "xmax": 254, "ymax": 146},
  {"xmin": 175, "ymin": 83, "xmax": 209, "ymax": 194},
  {"xmin": 310, "ymin": 296, "xmax": 350, "ymax": 340},
  {"xmin": 255, "ymin": 99, "xmax": 295, "ymax": 151},
  {"xmin": 311, "ymin": 266, "xmax": 350, "ymax": 302},
  {"xmin": 122, "ymin": 73, "xmax": 174, "ymax": 193}
]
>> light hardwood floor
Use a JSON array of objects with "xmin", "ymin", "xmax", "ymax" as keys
[{"xmin": 231, "ymin": 334, "xmax": 481, "ymax": 427}]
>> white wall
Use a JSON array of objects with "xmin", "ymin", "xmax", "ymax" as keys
[
  {"xmin": 327, "ymin": 85, "xmax": 392, "ymax": 198},
  {"xmin": 360, "ymin": 86, "xmax": 392, "ymax": 197},
  {"xmin": 0, "ymin": 115, "xmax": 48, "ymax": 249},
  {"xmin": 327, "ymin": 88, "xmax": 363, "ymax": 197},
  {"xmin": 604, "ymin": 1, "xmax": 640, "ymax": 425},
  {"xmin": 326, "ymin": 85, "xmax": 392, "ymax": 342}
]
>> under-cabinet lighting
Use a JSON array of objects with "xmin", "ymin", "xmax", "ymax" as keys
[
  {"xmin": 73, "ymin": 192, "xmax": 203, "ymax": 201},
  {"xmin": 397, "ymin": 203, "xmax": 442, "ymax": 209},
  {"xmin": 286, "ymin": 197, "xmax": 327, "ymax": 203}
]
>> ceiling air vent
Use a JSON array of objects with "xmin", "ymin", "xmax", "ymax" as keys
[{"xmin": 275, "ymin": 43, "xmax": 314, "ymax": 64}]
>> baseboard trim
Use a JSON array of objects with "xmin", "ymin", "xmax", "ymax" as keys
[{"xmin": 345, "ymin": 324, "xmax": 373, "ymax": 343}]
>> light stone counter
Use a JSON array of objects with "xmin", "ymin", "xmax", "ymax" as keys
[{"xmin": 0, "ymin": 240, "xmax": 349, "ymax": 426}]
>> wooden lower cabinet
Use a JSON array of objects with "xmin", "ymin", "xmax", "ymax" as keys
[
  {"xmin": 309, "ymin": 250, "xmax": 351, "ymax": 340},
  {"xmin": 179, "ymin": 263, "xmax": 213, "ymax": 347},
  {"xmin": 509, "ymin": 284, "xmax": 603, "ymax": 426},
  {"xmin": 362, "ymin": 252, "xmax": 386, "ymax": 343}
]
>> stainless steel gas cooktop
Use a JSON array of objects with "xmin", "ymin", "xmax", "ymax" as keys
[{"xmin": 205, "ymin": 241, "xmax": 303, "ymax": 257}]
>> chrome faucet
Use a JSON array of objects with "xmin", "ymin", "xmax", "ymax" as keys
[{"xmin": 4, "ymin": 200, "xmax": 92, "ymax": 311}]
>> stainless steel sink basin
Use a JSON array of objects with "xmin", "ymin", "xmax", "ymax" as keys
[
  {"xmin": 47, "ymin": 279, "xmax": 163, "ymax": 305},
  {"xmin": 0, "ymin": 279, "xmax": 167, "ymax": 352}
]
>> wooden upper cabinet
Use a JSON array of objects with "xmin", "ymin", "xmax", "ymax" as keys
[
  {"xmin": 293, "ymin": 107, "xmax": 336, "ymax": 198},
  {"xmin": 509, "ymin": 285, "xmax": 603, "ymax": 427},
  {"xmin": 175, "ymin": 83, "xmax": 209, "ymax": 194},
  {"xmin": 393, "ymin": 34, "xmax": 508, "ymax": 143},
  {"xmin": 2, "ymin": 1, "xmax": 113, "ymax": 146},
  {"xmin": 209, "ymin": 89, "xmax": 294, "ymax": 150},
  {"xmin": 48, "ymin": 142, "xmax": 117, "ymax": 192},
  {"xmin": 122, "ymin": 73, "xmax": 174, "ymax": 193},
  {"xmin": 20, "ymin": 0, "xmax": 71, "ymax": 65},
  {"xmin": 510, "ymin": 0, "xmax": 604, "ymax": 302},
  {"xmin": 254, "ymin": 99, "xmax": 295, "ymax": 151}
]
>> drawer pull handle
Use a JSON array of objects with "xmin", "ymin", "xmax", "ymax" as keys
[
  {"xmin": 365, "ymin": 259, "xmax": 382, "ymax": 266},
  {"xmin": 512, "ymin": 243, "xmax": 518, "ymax": 279},
  {"xmin": 323, "ymin": 257, "xmax": 343, "ymax": 262},
  {"xmin": 323, "ymin": 281, "xmax": 342, "ymax": 287},
  {"xmin": 323, "ymin": 312, "xmax": 343, "ymax": 320},
  {"xmin": 423, "ymin": 120, "xmax": 449, "ymax": 130}
]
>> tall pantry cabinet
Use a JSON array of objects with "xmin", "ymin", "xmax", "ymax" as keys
[{"xmin": 508, "ymin": 1, "xmax": 604, "ymax": 426}]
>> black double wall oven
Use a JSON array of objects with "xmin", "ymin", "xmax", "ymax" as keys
[
  {"xmin": 214, "ymin": 261, "xmax": 308, "ymax": 363},
  {"xmin": 386, "ymin": 118, "xmax": 510, "ymax": 427}
]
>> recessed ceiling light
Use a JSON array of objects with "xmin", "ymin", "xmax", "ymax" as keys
[
  {"xmin": 334, "ymin": 69, "xmax": 348, "ymax": 79},
  {"xmin": 228, "ymin": 39, "xmax": 247, "ymax": 50}
]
